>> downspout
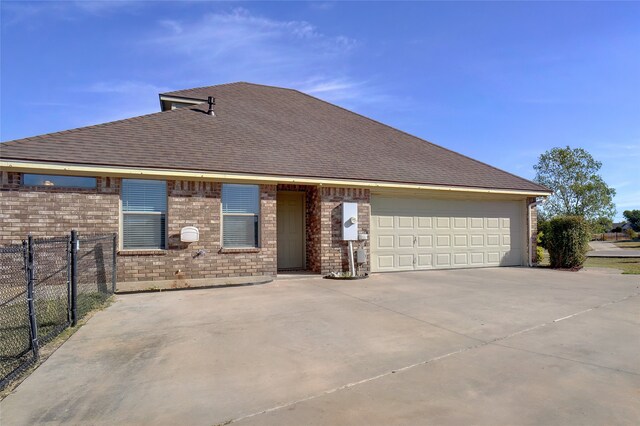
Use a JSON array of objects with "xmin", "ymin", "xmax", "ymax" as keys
[{"xmin": 527, "ymin": 200, "xmax": 540, "ymax": 267}]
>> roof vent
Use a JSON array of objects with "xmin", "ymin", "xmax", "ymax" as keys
[{"xmin": 207, "ymin": 96, "xmax": 216, "ymax": 116}]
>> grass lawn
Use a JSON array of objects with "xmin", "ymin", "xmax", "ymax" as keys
[
  {"xmin": 614, "ymin": 240, "xmax": 640, "ymax": 250},
  {"xmin": 583, "ymin": 257, "xmax": 640, "ymax": 274},
  {"xmin": 538, "ymin": 248, "xmax": 640, "ymax": 274},
  {"xmin": 1, "ymin": 292, "xmax": 112, "ymax": 387}
]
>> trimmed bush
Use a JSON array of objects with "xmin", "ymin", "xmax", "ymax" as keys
[
  {"xmin": 537, "ymin": 220, "xmax": 550, "ymax": 249},
  {"xmin": 626, "ymin": 229, "xmax": 638, "ymax": 240},
  {"xmin": 536, "ymin": 246, "xmax": 545, "ymax": 264},
  {"xmin": 546, "ymin": 216, "xmax": 591, "ymax": 269}
]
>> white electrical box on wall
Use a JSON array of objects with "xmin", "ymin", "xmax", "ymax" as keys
[
  {"xmin": 342, "ymin": 202, "xmax": 358, "ymax": 241},
  {"xmin": 180, "ymin": 226, "xmax": 200, "ymax": 243}
]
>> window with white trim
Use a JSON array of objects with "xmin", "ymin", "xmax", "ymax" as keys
[
  {"xmin": 121, "ymin": 179, "xmax": 167, "ymax": 249},
  {"xmin": 222, "ymin": 184, "xmax": 260, "ymax": 248}
]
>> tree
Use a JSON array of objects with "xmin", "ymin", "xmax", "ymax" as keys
[
  {"xmin": 533, "ymin": 146, "xmax": 616, "ymax": 221},
  {"xmin": 624, "ymin": 210, "xmax": 640, "ymax": 231},
  {"xmin": 591, "ymin": 217, "xmax": 613, "ymax": 234}
]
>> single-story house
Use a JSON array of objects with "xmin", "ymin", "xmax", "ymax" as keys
[
  {"xmin": 0, "ymin": 82, "xmax": 551, "ymax": 290},
  {"xmin": 609, "ymin": 222, "xmax": 632, "ymax": 232}
]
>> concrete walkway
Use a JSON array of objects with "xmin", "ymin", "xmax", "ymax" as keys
[
  {"xmin": 1, "ymin": 268, "xmax": 639, "ymax": 425},
  {"xmin": 588, "ymin": 240, "xmax": 640, "ymax": 257}
]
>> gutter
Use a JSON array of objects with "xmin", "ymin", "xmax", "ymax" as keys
[{"xmin": 0, "ymin": 160, "xmax": 553, "ymax": 197}]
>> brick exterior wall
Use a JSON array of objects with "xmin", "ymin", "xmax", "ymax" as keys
[
  {"xmin": 1, "ymin": 171, "xmax": 372, "ymax": 281},
  {"xmin": 1, "ymin": 173, "xmax": 278, "ymax": 285},
  {"xmin": 319, "ymin": 187, "xmax": 371, "ymax": 274},
  {"xmin": 0, "ymin": 172, "xmax": 119, "ymax": 245},
  {"xmin": 117, "ymin": 182, "xmax": 277, "ymax": 283}
]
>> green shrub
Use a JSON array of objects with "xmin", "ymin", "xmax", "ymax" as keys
[
  {"xmin": 626, "ymin": 229, "xmax": 638, "ymax": 240},
  {"xmin": 546, "ymin": 216, "xmax": 591, "ymax": 269},
  {"xmin": 537, "ymin": 220, "xmax": 550, "ymax": 249},
  {"xmin": 536, "ymin": 246, "xmax": 545, "ymax": 264}
]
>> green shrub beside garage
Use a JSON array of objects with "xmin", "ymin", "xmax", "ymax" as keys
[{"xmin": 546, "ymin": 216, "xmax": 591, "ymax": 269}]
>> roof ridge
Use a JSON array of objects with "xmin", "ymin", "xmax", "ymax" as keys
[
  {"xmin": 288, "ymin": 88, "xmax": 549, "ymax": 192},
  {"xmin": 0, "ymin": 105, "xmax": 193, "ymax": 146},
  {"xmin": 160, "ymin": 81, "xmax": 297, "ymax": 99}
]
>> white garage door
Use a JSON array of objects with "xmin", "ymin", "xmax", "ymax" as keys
[{"xmin": 371, "ymin": 196, "xmax": 524, "ymax": 272}]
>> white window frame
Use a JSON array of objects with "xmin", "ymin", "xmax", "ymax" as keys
[{"xmin": 221, "ymin": 184, "xmax": 261, "ymax": 248}]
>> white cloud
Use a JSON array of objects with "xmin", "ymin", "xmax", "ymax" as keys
[{"xmin": 143, "ymin": 8, "xmax": 379, "ymax": 105}]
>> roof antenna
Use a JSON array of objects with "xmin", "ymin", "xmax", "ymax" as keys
[{"xmin": 207, "ymin": 96, "xmax": 216, "ymax": 116}]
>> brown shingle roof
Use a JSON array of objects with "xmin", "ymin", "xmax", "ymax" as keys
[{"xmin": 1, "ymin": 82, "xmax": 549, "ymax": 192}]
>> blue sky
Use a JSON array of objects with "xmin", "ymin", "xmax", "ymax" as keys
[{"xmin": 1, "ymin": 1, "xmax": 638, "ymax": 220}]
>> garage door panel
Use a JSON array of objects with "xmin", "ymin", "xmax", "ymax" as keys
[
  {"xmin": 453, "ymin": 252, "xmax": 468, "ymax": 266},
  {"xmin": 487, "ymin": 252, "xmax": 501, "ymax": 264},
  {"xmin": 416, "ymin": 253, "xmax": 433, "ymax": 268},
  {"xmin": 377, "ymin": 235, "xmax": 394, "ymax": 249},
  {"xmin": 416, "ymin": 217, "xmax": 433, "ymax": 229},
  {"xmin": 397, "ymin": 216, "xmax": 414, "ymax": 228},
  {"xmin": 436, "ymin": 235, "xmax": 451, "ymax": 247},
  {"xmin": 436, "ymin": 253, "xmax": 451, "ymax": 267},
  {"xmin": 371, "ymin": 196, "xmax": 523, "ymax": 272},
  {"xmin": 453, "ymin": 234, "xmax": 468, "ymax": 247},
  {"xmin": 470, "ymin": 234, "xmax": 484, "ymax": 246},
  {"xmin": 377, "ymin": 255, "xmax": 395, "ymax": 269},
  {"xmin": 470, "ymin": 252, "xmax": 484, "ymax": 264},
  {"xmin": 453, "ymin": 217, "xmax": 467, "ymax": 228},
  {"xmin": 486, "ymin": 218, "xmax": 500, "ymax": 228},
  {"xmin": 470, "ymin": 218, "xmax": 484, "ymax": 228},
  {"xmin": 397, "ymin": 254, "xmax": 414, "ymax": 268},
  {"xmin": 376, "ymin": 216, "xmax": 394, "ymax": 228},
  {"xmin": 487, "ymin": 234, "xmax": 502, "ymax": 246},
  {"xmin": 398, "ymin": 235, "xmax": 414, "ymax": 248},
  {"xmin": 416, "ymin": 235, "xmax": 433, "ymax": 248},
  {"xmin": 436, "ymin": 217, "xmax": 450, "ymax": 228}
]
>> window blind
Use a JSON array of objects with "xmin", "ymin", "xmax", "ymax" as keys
[
  {"xmin": 222, "ymin": 184, "xmax": 259, "ymax": 214},
  {"xmin": 222, "ymin": 184, "xmax": 260, "ymax": 247},
  {"xmin": 122, "ymin": 179, "xmax": 167, "ymax": 212},
  {"xmin": 122, "ymin": 179, "xmax": 167, "ymax": 249}
]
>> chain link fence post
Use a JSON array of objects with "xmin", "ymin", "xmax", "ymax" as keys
[
  {"xmin": 70, "ymin": 230, "xmax": 78, "ymax": 327},
  {"xmin": 25, "ymin": 236, "xmax": 39, "ymax": 359}
]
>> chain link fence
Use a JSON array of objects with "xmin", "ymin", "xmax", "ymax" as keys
[
  {"xmin": 33, "ymin": 236, "xmax": 71, "ymax": 345},
  {"xmin": 0, "ymin": 244, "xmax": 33, "ymax": 387},
  {"xmin": 0, "ymin": 232, "xmax": 116, "ymax": 390},
  {"xmin": 77, "ymin": 234, "xmax": 116, "ymax": 319}
]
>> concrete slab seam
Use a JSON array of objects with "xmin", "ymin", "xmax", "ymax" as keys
[
  {"xmin": 229, "ymin": 290, "xmax": 640, "ymax": 424},
  {"xmin": 230, "ymin": 343, "xmax": 484, "ymax": 424}
]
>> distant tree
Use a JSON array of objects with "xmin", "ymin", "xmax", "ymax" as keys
[
  {"xmin": 534, "ymin": 146, "xmax": 616, "ymax": 221},
  {"xmin": 624, "ymin": 210, "xmax": 640, "ymax": 231},
  {"xmin": 590, "ymin": 217, "xmax": 613, "ymax": 234}
]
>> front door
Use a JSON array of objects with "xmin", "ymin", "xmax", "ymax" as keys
[{"xmin": 277, "ymin": 192, "xmax": 305, "ymax": 270}]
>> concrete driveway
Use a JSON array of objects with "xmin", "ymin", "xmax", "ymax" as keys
[
  {"xmin": 1, "ymin": 268, "xmax": 639, "ymax": 425},
  {"xmin": 589, "ymin": 240, "xmax": 640, "ymax": 257}
]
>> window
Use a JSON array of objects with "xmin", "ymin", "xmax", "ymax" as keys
[
  {"xmin": 222, "ymin": 184, "xmax": 260, "ymax": 248},
  {"xmin": 121, "ymin": 179, "xmax": 167, "ymax": 250},
  {"xmin": 23, "ymin": 174, "xmax": 96, "ymax": 188}
]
